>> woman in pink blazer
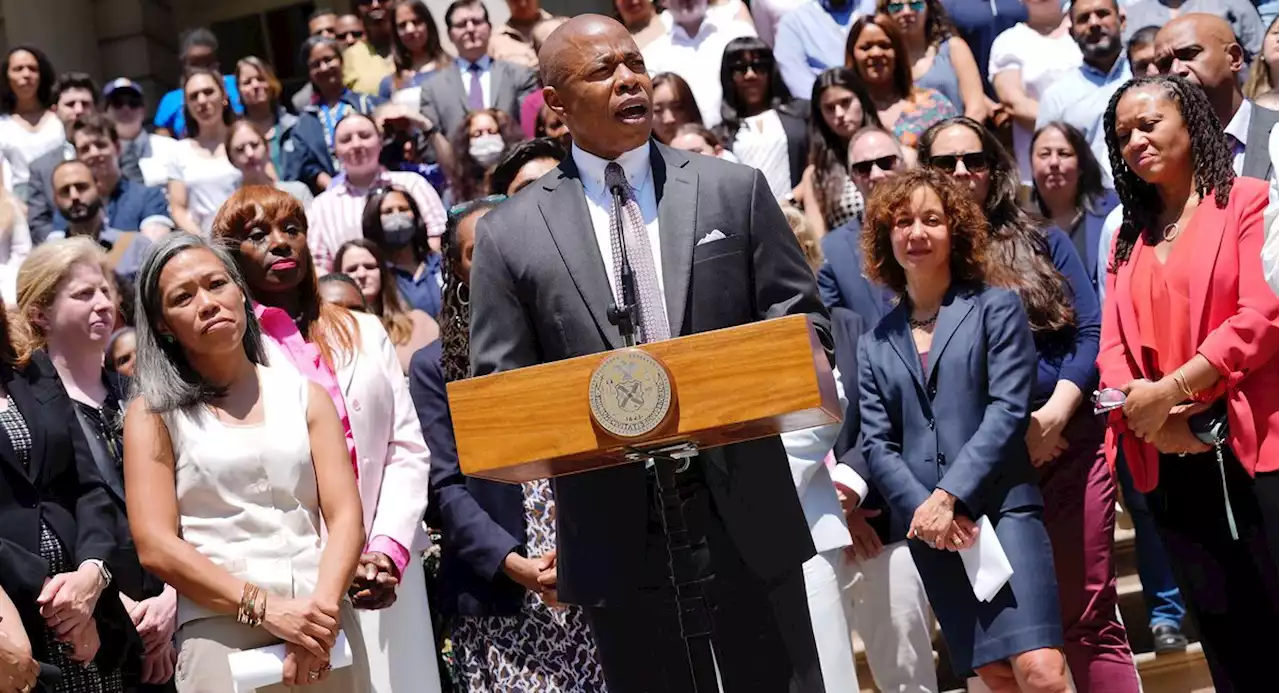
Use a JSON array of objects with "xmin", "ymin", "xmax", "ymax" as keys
[
  {"xmin": 212, "ymin": 186, "xmax": 442, "ymax": 693},
  {"xmin": 1099, "ymin": 76, "xmax": 1277, "ymax": 693}
]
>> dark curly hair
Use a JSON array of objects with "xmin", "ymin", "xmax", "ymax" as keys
[
  {"xmin": 440, "ymin": 197, "xmax": 505, "ymax": 383},
  {"xmin": 861, "ymin": 168, "xmax": 991, "ymax": 294},
  {"xmin": 918, "ymin": 117, "xmax": 1075, "ymax": 344},
  {"xmin": 1103, "ymin": 75, "xmax": 1234, "ymax": 269},
  {"xmin": 447, "ymin": 108, "xmax": 524, "ymax": 204},
  {"xmin": 0, "ymin": 46, "xmax": 56, "ymax": 113}
]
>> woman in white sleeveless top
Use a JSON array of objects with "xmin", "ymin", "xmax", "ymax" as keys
[{"xmin": 122, "ymin": 233, "xmax": 370, "ymax": 693}]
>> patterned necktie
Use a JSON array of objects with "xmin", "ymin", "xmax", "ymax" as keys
[
  {"xmin": 467, "ymin": 63, "xmax": 485, "ymax": 111},
  {"xmin": 118, "ymin": 141, "xmax": 143, "ymax": 183},
  {"xmin": 604, "ymin": 162, "xmax": 669, "ymax": 344}
]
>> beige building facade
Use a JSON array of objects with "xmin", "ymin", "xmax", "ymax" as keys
[{"xmin": 0, "ymin": 0, "xmax": 607, "ymax": 111}]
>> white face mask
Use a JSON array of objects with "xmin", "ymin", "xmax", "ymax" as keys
[{"xmin": 469, "ymin": 133, "xmax": 505, "ymax": 167}]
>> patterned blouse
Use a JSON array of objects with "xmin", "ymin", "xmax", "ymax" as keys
[{"xmin": 892, "ymin": 88, "xmax": 960, "ymax": 149}]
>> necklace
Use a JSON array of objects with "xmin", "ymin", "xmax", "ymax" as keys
[
  {"xmin": 908, "ymin": 312, "xmax": 939, "ymax": 329},
  {"xmin": 1161, "ymin": 222, "xmax": 1181, "ymax": 241}
]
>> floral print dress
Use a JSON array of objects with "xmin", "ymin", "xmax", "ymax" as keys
[{"xmin": 892, "ymin": 88, "xmax": 960, "ymax": 149}]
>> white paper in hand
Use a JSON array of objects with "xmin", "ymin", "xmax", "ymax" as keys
[
  {"xmin": 228, "ymin": 630, "xmax": 353, "ymax": 693},
  {"xmin": 958, "ymin": 516, "xmax": 1014, "ymax": 602}
]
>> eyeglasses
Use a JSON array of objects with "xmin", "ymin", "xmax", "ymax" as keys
[
  {"xmin": 850, "ymin": 155, "xmax": 900, "ymax": 177},
  {"xmin": 886, "ymin": 0, "xmax": 926, "ymax": 13},
  {"xmin": 1092, "ymin": 388, "xmax": 1126, "ymax": 415},
  {"xmin": 450, "ymin": 17, "xmax": 489, "ymax": 30},
  {"xmin": 337, "ymin": 29, "xmax": 365, "ymax": 41},
  {"xmin": 927, "ymin": 151, "xmax": 989, "ymax": 173},
  {"xmin": 449, "ymin": 194, "xmax": 506, "ymax": 217},
  {"xmin": 729, "ymin": 59, "xmax": 773, "ymax": 74}
]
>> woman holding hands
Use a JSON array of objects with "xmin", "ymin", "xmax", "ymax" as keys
[
  {"xmin": 857, "ymin": 168, "xmax": 1069, "ymax": 693},
  {"xmin": 123, "ymin": 232, "xmax": 369, "ymax": 692}
]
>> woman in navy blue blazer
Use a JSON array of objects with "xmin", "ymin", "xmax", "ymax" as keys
[{"xmin": 856, "ymin": 168, "xmax": 1070, "ymax": 692}]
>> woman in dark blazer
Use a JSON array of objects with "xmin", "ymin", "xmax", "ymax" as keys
[
  {"xmin": 714, "ymin": 37, "xmax": 809, "ymax": 200},
  {"xmin": 407, "ymin": 198, "xmax": 606, "ymax": 692},
  {"xmin": 856, "ymin": 168, "xmax": 1069, "ymax": 692},
  {"xmin": 0, "ymin": 300, "xmax": 140, "ymax": 693}
]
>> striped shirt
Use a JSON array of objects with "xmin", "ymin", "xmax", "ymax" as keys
[{"xmin": 308, "ymin": 169, "xmax": 447, "ymax": 272}]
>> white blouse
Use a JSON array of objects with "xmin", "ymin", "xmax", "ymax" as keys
[
  {"xmin": 732, "ymin": 109, "xmax": 792, "ymax": 199},
  {"xmin": 163, "ymin": 362, "xmax": 323, "ymax": 628},
  {"xmin": 0, "ymin": 113, "xmax": 65, "ymax": 190},
  {"xmin": 989, "ymin": 23, "xmax": 1083, "ymax": 182},
  {"xmin": 169, "ymin": 140, "xmax": 243, "ymax": 235}
]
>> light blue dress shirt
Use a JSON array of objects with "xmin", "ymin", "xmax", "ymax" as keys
[
  {"xmin": 1037, "ymin": 57, "xmax": 1132, "ymax": 190},
  {"xmin": 774, "ymin": 0, "xmax": 875, "ymax": 99}
]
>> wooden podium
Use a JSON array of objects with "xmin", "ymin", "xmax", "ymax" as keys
[{"xmin": 447, "ymin": 314, "xmax": 842, "ymax": 483}]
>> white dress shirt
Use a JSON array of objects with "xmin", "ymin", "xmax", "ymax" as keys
[
  {"xmin": 572, "ymin": 142, "xmax": 666, "ymax": 304},
  {"xmin": 1264, "ymin": 124, "xmax": 1279, "ymax": 296},
  {"xmin": 642, "ymin": 18, "xmax": 758, "ymax": 128},
  {"xmin": 455, "ymin": 56, "xmax": 494, "ymax": 109},
  {"xmin": 1224, "ymin": 98, "xmax": 1253, "ymax": 176}
]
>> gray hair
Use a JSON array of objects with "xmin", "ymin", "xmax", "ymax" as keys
[{"xmin": 132, "ymin": 233, "xmax": 268, "ymax": 414}]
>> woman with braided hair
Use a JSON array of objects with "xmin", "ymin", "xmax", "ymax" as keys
[
  {"xmin": 408, "ymin": 198, "xmax": 608, "ymax": 693},
  {"xmin": 1098, "ymin": 74, "xmax": 1278, "ymax": 692}
]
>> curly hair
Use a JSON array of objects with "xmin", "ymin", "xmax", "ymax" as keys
[
  {"xmin": 918, "ymin": 117, "xmax": 1076, "ymax": 343},
  {"xmin": 1104, "ymin": 75, "xmax": 1234, "ymax": 268},
  {"xmin": 861, "ymin": 168, "xmax": 991, "ymax": 294},
  {"xmin": 440, "ymin": 197, "xmax": 505, "ymax": 383}
]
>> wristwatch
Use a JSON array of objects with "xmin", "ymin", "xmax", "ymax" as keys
[{"xmin": 81, "ymin": 559, "xmax": 112, "ymax": 590}]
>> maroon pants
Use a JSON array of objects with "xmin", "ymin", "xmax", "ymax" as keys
[{"xmin": 1039, "ymin": 411, "xmax": 1140, "ymax": 693}]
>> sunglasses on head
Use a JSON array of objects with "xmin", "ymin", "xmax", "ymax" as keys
[
  {"xmin": 730, "ymin": 59, "xmax": 773, "ymax": 74},
  {"xmin": 886, "ymin": 0, "xmax": 926, "ymax": 13},
  {"xmin": 449, "ymin": 194, "xmax": 507, "ymax": 217},
  {"xmin": 850, "ymin": 155, "xmax": 900, "ymax": 177},
  {"xmin": 927, "ymin": 151, "xmax": 989, "ymax": 173}
]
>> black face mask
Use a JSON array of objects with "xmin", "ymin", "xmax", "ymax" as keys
[{"xmin": 62, "ymin": 196, "xmax": 103, "ymax": 224}]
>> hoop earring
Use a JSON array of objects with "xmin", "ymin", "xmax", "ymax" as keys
[{"xmin": 456, "ymin": 282, "xmax": 470, "ymax": 308}]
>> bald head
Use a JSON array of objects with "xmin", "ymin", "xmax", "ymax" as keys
[
  {"xmin": 1153, "ymin": 13, "xmax": 1244, "ymax": 121},
  {"xmin": 539, "ymin": 14, "xmax": 654, "ymax": 160}
]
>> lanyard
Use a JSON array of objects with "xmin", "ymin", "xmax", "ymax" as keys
[{"xmin": 319, "ymin": 100, "xmax": 353, "ymax": 151}]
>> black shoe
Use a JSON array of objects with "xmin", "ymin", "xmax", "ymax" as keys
[{"xmin": 1152, "ymin": 624, "xmax": 1189, "ymax": 654}]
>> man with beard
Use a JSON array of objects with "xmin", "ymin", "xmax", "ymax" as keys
[
  {"xmin": 774, "ymin": 0, "xmax": 872, "ymax": 97},
  {"xmin": 344, "ymin": 0, "xmax": 397, "ymax": 95},
  {"xmin": 50, "ymin": 160, "xmax": 153, "ymax": 282},
  {"xmin": 1037, "ymin": 0, "xmax": 1132, "ymax": 188},
  {"xmin": 469, "ymin": 14, "xmax": 829, "ymax": 693},
  {"xmin": 1155, "ymin": 12, "xmax": 1278, "ymax": 179},
  {"xmin": 68, "ymin": 113, "xmax": 173, "ymax": 242},
  {"xmin": 25, "ymin": 72, "xmax": 98, "ymax": 244}
]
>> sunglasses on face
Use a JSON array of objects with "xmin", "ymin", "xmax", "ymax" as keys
[
  {"xmin": 338, "ymin": 29, "xmax": 365, "ymax": 41},
  {"xmin": 107, "ymin": 96, "xmax": 143, "ymax": 110},
  {"xmin": 886, "ymin": 0, "xmax": 926, "ymax": 13},
  {"xmin": 730, "ymin": 59, "xmax": 773, "ymax": 74},
  {"xmin": 927, "ymin": 151, "xmax": 989, "ymax": 173},
  {"xmin": 850, "ymin": 155, "xmax": 899, "ymax": 176}
]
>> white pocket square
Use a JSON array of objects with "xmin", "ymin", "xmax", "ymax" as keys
[{"xmin": 696, "ymin": 229, "xmax": 727, "ymax": 246}]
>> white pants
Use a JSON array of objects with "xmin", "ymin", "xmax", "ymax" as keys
[
  {"xmin": 802, "ymin": 549, "xmax": 860, "ymax": 693},
  {"xmin": 354, "ymin": 555, "xmax": 443, "ymax": 693},
  {"xmin": 844, "ymin": 540, "xmax": 939, "ymax": 693}
]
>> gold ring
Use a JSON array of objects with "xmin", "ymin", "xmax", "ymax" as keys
[{"xmin": 308, "ymin": 670, "xmax": 321, "ymax": 680}]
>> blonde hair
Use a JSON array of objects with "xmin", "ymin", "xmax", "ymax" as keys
[
  {"xmin": 12, "ymin": 237, "xmax": 114, "ymax": 366},
  {"xmin": 782, "ymin": 204, "xmax": 824, "ymax": 272}
]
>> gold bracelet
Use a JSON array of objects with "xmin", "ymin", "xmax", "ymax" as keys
[{"xmin": 1173, "ymin": 368, "xmax": 1195, "ymax": 399}]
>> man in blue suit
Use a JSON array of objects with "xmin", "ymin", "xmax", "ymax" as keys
[{"xmin": 817, "ymin": 126, "xmax": 903, "ymax": 320}]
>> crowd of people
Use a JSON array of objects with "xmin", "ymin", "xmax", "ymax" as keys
[{"xmin": 0, "ymin": 0, "xmax": 1275, "ymax": 692}]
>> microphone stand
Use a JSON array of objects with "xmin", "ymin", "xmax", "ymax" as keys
[{"xmin": 604, "ymin": 181, "xmax": 718, "ymax": 691}]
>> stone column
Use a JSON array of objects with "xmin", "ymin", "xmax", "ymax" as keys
[{"xmin": 1, "ymin": 0, "xmax": 100, "ymax": 78}]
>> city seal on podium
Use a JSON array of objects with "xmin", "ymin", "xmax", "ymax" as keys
[{"xmin": 588, "ymin": 349, "xmax": 673, "ymax": 439}]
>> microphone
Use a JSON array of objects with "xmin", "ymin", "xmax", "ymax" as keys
[{"xmin": 606, "ymin": 180, "xmax": 639, "ymax": 347}]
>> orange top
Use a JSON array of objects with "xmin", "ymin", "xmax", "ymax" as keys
[{"xmin": 1129, "ymin": 223, "xmax": 1199, "ymax": 380}]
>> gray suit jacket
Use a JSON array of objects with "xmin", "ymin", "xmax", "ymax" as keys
[
  {"xmin": 1243, "ymin": 102, "xmax": 1278, "ymax": 181},
  {"xmin": 26, "ymin": 144, "xmax": 75, "ymax": 244},
  {"xmin": 468, "ymin": 141, "xmax": 831, "ymax": 605},
  {"xmin": 418, "ymin": 60, "xmax": 537, "ymax": 139}
]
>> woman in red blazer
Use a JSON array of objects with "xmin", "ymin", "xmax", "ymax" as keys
[{"xmin": 1100, "ymin": 75, "xmax": 1278, "ymax": 693}]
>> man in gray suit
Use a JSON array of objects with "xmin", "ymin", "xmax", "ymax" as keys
[
  {"xmin": 1154, "ymin": 13, "xmax": 1277, "ymax": 179},
  {"xmin": 419, "ymin": 0, "xmax": 538, "ymax": 139},
  {"xmin": 469, "ymin": 14, "xmax": 828, "ymax": 693},
  {"xmin": 27, "ymin": 72, "xmax": 98, "ymax": 244}
]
